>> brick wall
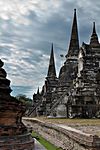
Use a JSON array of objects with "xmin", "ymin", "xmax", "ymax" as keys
[{"xmin": 0, "ymin": 133, "xmax": 34, "ymax": 150}]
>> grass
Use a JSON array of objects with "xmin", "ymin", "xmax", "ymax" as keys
[
  {"xmin": 32, "ymin": 131, "xmax": 62, "ymax": 150},
  {"xmin": 35, "ymin": 117, "xmax": 100, "ymax": 126}
]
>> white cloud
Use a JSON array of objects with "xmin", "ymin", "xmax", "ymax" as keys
[
  {"xmin": 0, "ymin": 0, "xmax": 34, "ymax": 24},
  {"xmin": 0, "ymin": 0, "xmax": 100, "ymax": 97},
  {"xmin": 0, "ymin": 41, "xmax": 49, "ymax": 89}
]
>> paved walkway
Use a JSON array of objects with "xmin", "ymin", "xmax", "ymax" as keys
[{"xmin": 34, "ymin": 139, "xmax": 46, "ymax": 150}]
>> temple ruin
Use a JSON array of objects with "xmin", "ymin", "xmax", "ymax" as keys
[{"xmin": 32, "ymin": 9, "xmax": 100, "ymax": 118}]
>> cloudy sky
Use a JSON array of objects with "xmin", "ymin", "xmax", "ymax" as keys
[{"xmin": 0, "ymin": 0, "xmax": 100, "ymax": 98}]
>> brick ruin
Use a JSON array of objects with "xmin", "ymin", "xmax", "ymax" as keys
[
  {"xmin": 0, "ymin": 59, "xmax": 34, "ymax": 149},
  {"xmin": 32, "ymin": 9, "xmax": 100, "ymax": 118}
]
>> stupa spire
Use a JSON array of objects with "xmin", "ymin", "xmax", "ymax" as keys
[
  {"xmin": 90, "ymin": 22, "xmax": 99, "ymax": 46},
  {"xmin": 47, "ymin": 44, "xmax": 56, "ymax": 78},
  {"xmin": 37, "ymin": 87, "xmax": 39, "ymax": 95},
  {"xmin": 67, "ymin": 9, "xmax": 79, "ymax": 57}
]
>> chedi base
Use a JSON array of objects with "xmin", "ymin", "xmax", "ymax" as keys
[{"xmin": 0, "ymin": 133, "xmax": 34, "ymax": 150}]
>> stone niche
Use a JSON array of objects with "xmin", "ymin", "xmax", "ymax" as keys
[
  {"xmin": 56, "ymin": 104, "xmax": 67, "ymax": 118},
  {"xmin": 0, "ymin": 59, "xmax": 34, "ymax": 150}
]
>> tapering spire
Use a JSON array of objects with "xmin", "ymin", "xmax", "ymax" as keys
[
  {"xmin": 37, "ymin": 87, "xmax": 39, "ymax": 94},
  {"xmin": 67, "ymin": 9, "xmax": 79, "ymax": 57},
  {"xmin": 93, "ymin": 22, "xmax": 96, "ymax": 34},
  {"xmin": 90, "ymin": 22, "xmax": 99, "ymax": 46},
  {"xmin": 47, "ymin": 44, "xmax": 56, "ymax": 77}
]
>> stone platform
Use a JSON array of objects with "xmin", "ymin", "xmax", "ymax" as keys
[{"xmin": 23, "ymin": 118, "xmax": 100, "ymax": 150}]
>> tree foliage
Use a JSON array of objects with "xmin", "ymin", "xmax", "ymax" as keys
[{"xmin": 16, "ymin": 94, "xmax": 32, "ymax": 107}]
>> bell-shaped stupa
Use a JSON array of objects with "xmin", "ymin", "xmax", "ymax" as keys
[{"xmin": 0, "ymin": 59, "xmax": 34, "ymax": 149}]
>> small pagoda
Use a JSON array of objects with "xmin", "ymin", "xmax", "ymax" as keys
[{"xmin": 0, "ymin": 59, "xmax": 34, "ymax": 149}]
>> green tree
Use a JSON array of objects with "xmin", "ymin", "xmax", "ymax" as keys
[{"xmin": 16, "ymin": 94, "xmax": 32, "ymax": 107}]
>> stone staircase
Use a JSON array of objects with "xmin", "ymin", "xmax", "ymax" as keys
[
  {"xmin": 26, "ymin": 100, "xmax": 43, "ymax": 116},
  {"xmin": 48, "ymin": 92, "xmax": 68, "ymax": 116}
]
